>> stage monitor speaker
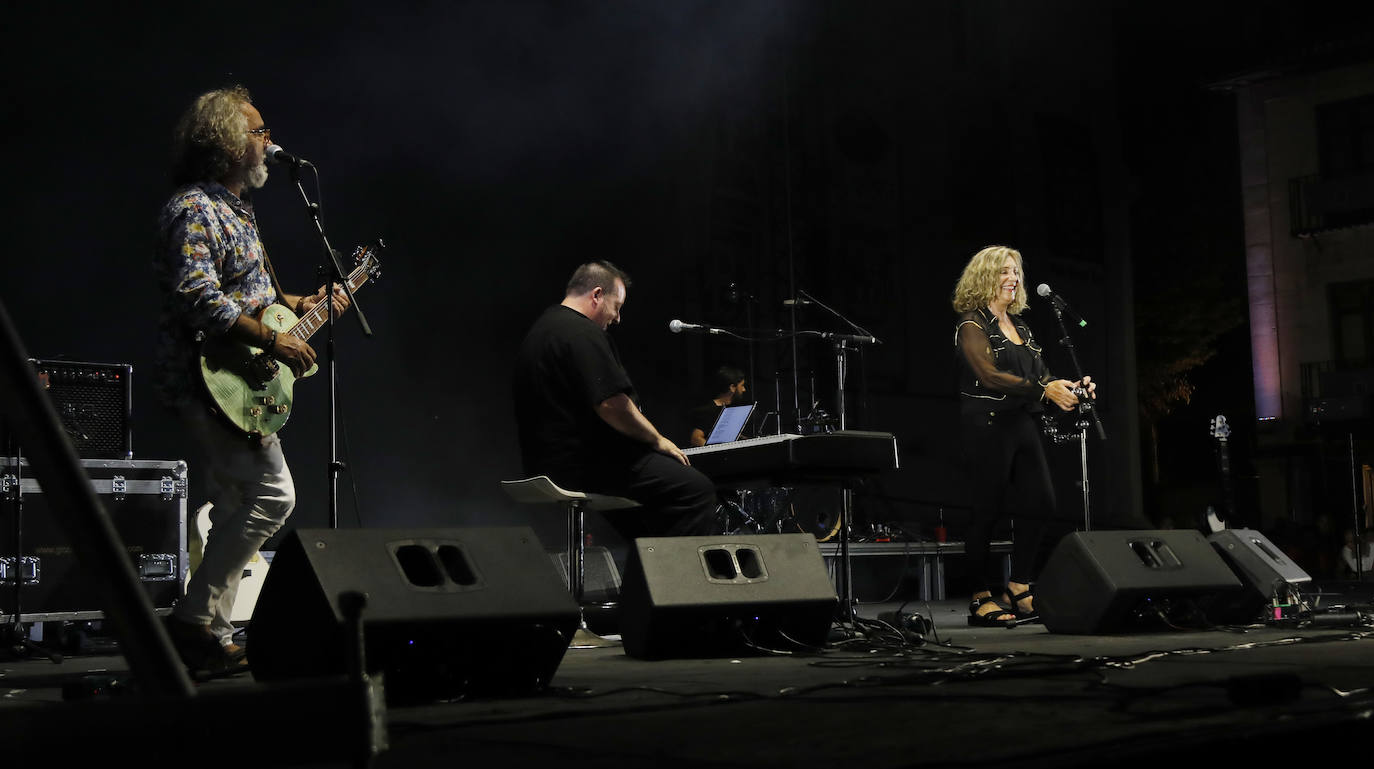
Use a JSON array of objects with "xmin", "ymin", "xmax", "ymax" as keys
[
  {"xmin": 247, "ymin": 526, "xmax": 580, "ymax": 703},
  {"xmin": 1203, "ymin": 528, "xmax": 1312, "ymax": 623},
  {"xmin": 618, "ymin": 533, "xmax": 837, "ymax": 660},
  {"xmin": 1037, "ymin": 529, "xmax": 1243, "ymax": 634}
]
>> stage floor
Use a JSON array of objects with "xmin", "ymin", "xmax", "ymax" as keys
[{"xmin": 3, "ymin": 583, "xmax": 1374, "ymax": 767}]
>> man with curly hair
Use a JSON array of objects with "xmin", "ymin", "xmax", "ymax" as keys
[{"xmin": 153, "ymin": 86, "xmax": 347, "ymax": 674}]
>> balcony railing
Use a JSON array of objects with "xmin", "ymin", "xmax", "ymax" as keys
[{"xmin": 1290, "ymin": 172, "xmax": 1374, "ymax": 237}]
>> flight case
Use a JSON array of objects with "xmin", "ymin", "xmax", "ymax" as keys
[{"xmin": 0, "ymin": 458, "xmax": 187, "ymax": 622}]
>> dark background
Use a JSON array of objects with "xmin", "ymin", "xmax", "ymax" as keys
[{"xmin": 5, "ymin": 1, "xmax": 1368, "ymax": 559}]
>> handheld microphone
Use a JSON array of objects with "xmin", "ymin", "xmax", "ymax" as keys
[
  {"xmin": 265, "ymin": 144, "xmax": 314, "ymax": 169},
  {"xmin": 1036, "ymin": 284, "xmax": 1086, "ymax": 328}
]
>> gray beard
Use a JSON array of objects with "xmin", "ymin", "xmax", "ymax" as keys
[
  {"xmin": 245, "ymin": 163, "xmax": 269, "ymax": 190},
  {"xmin": 241, "ymin": 162, "xmax": 267, "ymax": 189}
]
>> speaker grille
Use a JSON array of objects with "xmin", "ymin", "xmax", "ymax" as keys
[{"xmin": 32, "ymin": 359, "xmax": 132, "ymax": 459}]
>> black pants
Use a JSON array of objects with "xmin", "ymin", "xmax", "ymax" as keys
[
  {"xmin": 582, "ymin": 451, "xmax": 719, "ymax": 540},
  {"xmin": 961, "ymin": 410, "xmax": 1056, "ymax": 593}
]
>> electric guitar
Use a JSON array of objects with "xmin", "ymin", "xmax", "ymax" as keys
[
  {"xmin": 198, "ymin": 241, "xmax": 384, "ymax": 437},
  {"xmin": 1205, "ymin": 414, "xmax": 1234, "ymax": 532}
]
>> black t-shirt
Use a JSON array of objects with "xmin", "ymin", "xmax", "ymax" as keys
[
  {"xmin": 686, "ymin": 402, "xmax": 722, "ymax": 445},
  {"xmin": 513, "ymin": 305, "xmax": 647, "ymax": 488}
]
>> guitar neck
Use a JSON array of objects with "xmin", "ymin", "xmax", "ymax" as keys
[
  {"xmin": 285, "ymin": 265, "xmax": 371, "ymax": 343},
  {"xmin": 1214, "ymin": 438, "xmax": 1236, "ymax": 518}
]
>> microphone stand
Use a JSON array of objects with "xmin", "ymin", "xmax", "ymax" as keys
[
  {"xmin": 794, "ymin": 290, "xmax": 881, "ymax": 626},
  {"xmin": 1044, "ymin": 299, "xmax": 1105, "ymax": 531},
  {"xmin": 288, "ymin": 165, "xmax": 372, "ymax": 529},
  {"xmin": 732, "ymin": 285, "xmax": 759, "ymax": 422}
]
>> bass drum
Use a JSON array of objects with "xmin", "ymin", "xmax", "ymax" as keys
[{"xmin": 770, "ymin": 486, "xmax": 844, "ymax": 542}]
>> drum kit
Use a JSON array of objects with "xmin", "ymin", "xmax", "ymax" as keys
[
  {"xmin": 715, "ymin": 486, "xmax": 844, "ymax": 542},
  {"xmin": 713, "ymin": 410, "xmax": 843, "ymax": 541}
]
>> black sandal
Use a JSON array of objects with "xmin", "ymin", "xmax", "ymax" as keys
[
  {"xmin": 1002, "ymin": 585, "xmax": 1040, "ymax": 623},
  {"xmin": 968, "ymin": 594, "xmax": 1017, "ymax": 627}
]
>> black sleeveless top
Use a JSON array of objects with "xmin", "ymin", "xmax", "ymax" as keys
[{"xmin": 954, "ymin": 307, "xmax": 1053, "ymax": 417}]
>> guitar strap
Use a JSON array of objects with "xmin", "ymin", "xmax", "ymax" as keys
[
  {"xmin": 249, "ymin": 205, "xmax": 289, "ymax": 309},
  {"xmin": 261, "ymin": 250, "xmax": 289, "ymax": 309}
]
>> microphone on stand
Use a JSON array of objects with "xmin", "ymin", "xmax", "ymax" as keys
[
  {"xmin": 668, "ymin": 319, "xmax": 721, "ymax": 334},
  {"xmin": 1036, "ymin": 284, "xmax": 1086, "ymax": 328},
  {"xmin": 266, "ymin": 144, "xmax": 314, "ymax": 169}
]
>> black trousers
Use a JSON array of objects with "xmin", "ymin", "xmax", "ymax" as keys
[
  {"xmin": 961, "ymin": 409, "xmax": 1057, "ymax": 592},
  {"xmin": 583, "ymin": 451, "xmax": 719, "ymax": 540}
]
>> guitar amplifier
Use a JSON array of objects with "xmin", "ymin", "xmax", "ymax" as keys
[{"xmin": 30, "ymin": 359, "xmax": 133, "ymax": 459}]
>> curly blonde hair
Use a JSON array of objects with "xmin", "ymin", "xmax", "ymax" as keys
[
  {"xmin": 952, "ymin": 245, "xmax": 1028, "ymax": 314},
  {"xmin": 171, "ymin": 85, "xmax": 252, "ymax": 186}
]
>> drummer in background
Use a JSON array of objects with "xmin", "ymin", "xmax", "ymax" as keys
[{"xmin": 685, "ymin": 365, "xmax": 748, "ymax": 447}]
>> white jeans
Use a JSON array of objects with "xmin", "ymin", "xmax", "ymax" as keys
[{"xmin": 173, "ymin": 406, "xmax": 295, "ymax": 643}]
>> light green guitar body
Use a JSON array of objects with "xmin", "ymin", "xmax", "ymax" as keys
[
  {"xmin": 197, "ymin": 242, "xmax": 383, "ymax": 438},
  {"xmin": 199, "ymin": 304, "xmax": 318, "ymax": 438}
]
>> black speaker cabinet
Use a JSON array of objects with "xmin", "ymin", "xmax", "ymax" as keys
[
  {"xmin": 1203, "ymin": 528, "xmax": 1312, "ymax": 623},
  {"xmin": 30, "ymin": 359, "xmax": 132, "ymax": 459},
  {"xmin": 618, "ymin": 533, "xmax": 837, "ymax": 659},
  {"xmin": 247, "ymin": 527, "xmax": 579, "ymax": 703},
  {"xmin": 1037, "ymin": 530, "xmax": 1243, "ymax": 634}
]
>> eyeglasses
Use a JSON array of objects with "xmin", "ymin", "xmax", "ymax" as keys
[{"xmin": 247, "ymin": 127, "xmax": 272, "ymax": 143}]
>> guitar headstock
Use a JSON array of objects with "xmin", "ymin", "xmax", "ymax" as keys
[
  {"xmin": 351, "ymin": 239, "xmax": 385, "ymax": 284},
  {"xmin": 1209, "ymin": 414, "xmax": 1230, "ymax": 441}
]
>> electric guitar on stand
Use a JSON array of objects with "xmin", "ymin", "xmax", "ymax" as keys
[
  {"xmin": 1205, "ymin": 414, "xmax": 1234, "ymax": 533},
  {"xmin": 198, "ymin": 241, "xmax": 384, "ymax": 438}
]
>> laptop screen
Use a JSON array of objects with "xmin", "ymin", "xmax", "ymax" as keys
[{"xmin": 705, "ymin": 404, "xmax": 755, "ymax": 445}]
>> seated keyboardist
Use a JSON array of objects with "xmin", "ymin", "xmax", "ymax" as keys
[
  {"xmin": 685, "ymin": 366, "xmax": 749, "ymax": 448},
  {"xmin": 512, "ymin": 260, "xmax": 718, "ymax": 540}
]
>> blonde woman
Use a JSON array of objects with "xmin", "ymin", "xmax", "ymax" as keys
[{"xmin": 952, "ymin": 246, "xmax": 1095, "ymax": 626}]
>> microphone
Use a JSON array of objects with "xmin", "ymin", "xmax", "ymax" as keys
[
  {"xmin": 782, "ymin": 298, "xmax": 813, "ymax": 307},
  {"xmin": 668, "ymin": 319, "xmax": 719, "ymax": 334},
  {"xmin": 265, "ymin": 144, "xmax": 313, "ymax": 169},
  {"xmin": 1036, "ymin": 284, "xmax": 1086, "ymax": 328}
]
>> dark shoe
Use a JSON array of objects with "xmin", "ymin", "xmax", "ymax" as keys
[
  {"xmin": 164, "ymin": 616, "xmax": 249, "ymax": 675},
  {"xmin": 968, "ymin": 594, "xmax": 1016, "ymax": 628},
  {"xmin": 1002, "ymin": 585, "xmax": 1040, "ymax": 623}
]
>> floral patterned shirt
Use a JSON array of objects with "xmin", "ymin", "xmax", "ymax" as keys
[{"xmin": 153, "ymin": 182, "xmax": 278, "ymax": 407}]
